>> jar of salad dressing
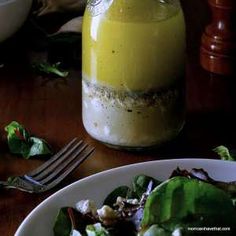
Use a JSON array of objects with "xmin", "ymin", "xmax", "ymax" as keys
[{"xmin": 82, "ymin": 0, "xmax": 186, "ymax": 150}]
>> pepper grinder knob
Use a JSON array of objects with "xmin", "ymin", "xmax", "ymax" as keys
[{"xmin": 200, "ymin": 0, "xmax": 236, "ymax": 75}]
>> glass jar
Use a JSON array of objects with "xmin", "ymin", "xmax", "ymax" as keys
[{"xmin": 82, "ymin": 0, "xmax": 186, "ymax": 150}]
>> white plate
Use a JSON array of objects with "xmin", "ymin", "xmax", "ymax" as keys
[{"xmin": 15, "ymin": 159, "xmax": 236, "ymax": 236}]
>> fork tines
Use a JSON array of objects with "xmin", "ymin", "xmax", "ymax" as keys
[{"xmin": 24, "ymin": 138, "xmax": 94, "ymax": 188}]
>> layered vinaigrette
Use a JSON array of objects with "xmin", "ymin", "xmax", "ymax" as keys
[{"xmin": 82, "ymin": 0, "xmax": 186, "ymax": 149}]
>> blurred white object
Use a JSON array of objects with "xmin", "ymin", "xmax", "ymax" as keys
[{"xmin": 0, "ymin": 0, "xmax": 32, "ymax": 43}]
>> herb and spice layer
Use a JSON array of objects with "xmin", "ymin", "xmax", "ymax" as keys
[{"xmin": 82, "ymin": 80, "xmax": 185, "ymax": 148}]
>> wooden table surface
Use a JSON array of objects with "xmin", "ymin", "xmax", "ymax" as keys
[{"xmin": 1, "ymin": 1, "xmax": 236, "ymax": 235}]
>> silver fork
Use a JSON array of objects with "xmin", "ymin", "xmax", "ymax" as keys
[{"xmin": 0, "ymin": 138, "xmax": 95, "ymax": 193}]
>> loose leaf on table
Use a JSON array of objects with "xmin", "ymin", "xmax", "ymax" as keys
[
  {"xmin": 5, "ymin": 121, "xmax": 30, "ymax": 157},
  {"xmin": 213, "ymin": 145, "xmax": 236, "ymax": 161},
  {"xmin": 27, "ymin": 137, "xmax": 52, "ymax": 157},
  {"xmin": 5, "ymin": 121, "xmax": 52, "ymax": 158},
  {"xmin": 32, "ymin": 61, "xmax": 69, "ymax": 78}
]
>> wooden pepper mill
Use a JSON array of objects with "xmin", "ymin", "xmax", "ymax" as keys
[{"xmin": 200, "ymin": 0, "xmax": 236, "ymax": 75}]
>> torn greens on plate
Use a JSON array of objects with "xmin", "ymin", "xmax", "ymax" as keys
[{"xmin": 53, "ymin": 168, "xmax": 236, "ymax": 236}]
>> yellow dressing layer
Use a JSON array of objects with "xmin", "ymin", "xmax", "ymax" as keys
[
  {"xmin": 105, "ymin": 0, "xmax": 179, "ymax": 22},
  {"xmin": 82, "ymin": 1, "xmax": 186, "ymax": 91}
]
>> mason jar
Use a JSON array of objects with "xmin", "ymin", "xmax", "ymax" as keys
[{"xmin": 82, "ymin": 0, "xmax": 186, "ymax": 150}]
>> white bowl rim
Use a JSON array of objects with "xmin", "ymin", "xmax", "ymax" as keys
[{"xmin": 15, "ymin": 158, "xmax": 236, "ymax": 235}]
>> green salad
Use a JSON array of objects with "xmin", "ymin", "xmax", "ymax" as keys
[{"xmin": 53, "ymin": 168, "xmax": 236, "ymax": 236}]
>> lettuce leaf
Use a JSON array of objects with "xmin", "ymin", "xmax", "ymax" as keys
[
  {"xmin": 5, "ymin": 121, "xmax": 52, "ymax": 159},
  {"xmin": 213, "ymin": 145, "xmax": 236, "ymax": 161},
  {"xmin": 141, "ymin": 177, "xmax": 236, "ymax": 232}
]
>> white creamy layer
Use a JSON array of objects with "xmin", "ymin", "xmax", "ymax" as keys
[{"xmin": 82, "ymin": 80, "xmax": 184, "ymax": 148}]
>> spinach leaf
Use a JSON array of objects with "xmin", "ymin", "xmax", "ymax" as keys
[
  {"xmin": 53, "ymin": 206, "xmax": 98, "ymax": 236},
  {"xmin": 103, "ymin": 175, "xmax": 161, "ymax": 207},
  {"xmin": 5, "ymin": 121, "xmax": 31, "ymax": 157},
  {"xmin": 32, "ymin": 61, "xmax": 69, "ymax": 78},
  {"xmin": 132, "ymin": 175, "xmax": 161, "ymax": 199},
  {"xmin": 170, "ymin": 167, "xmax": 236, "ymax": 198},
  {"xmin": 53, "ymin": 207, "xmax": 73, "ymax": 236},
  {"xmin": 141, "ymin": 177, "xmax": 236, "ymax": 232},
  {"xmin": 28, "ymin": 137, "xmax": 52, "ymax": 157},
  {"xmin": 54, "ymin": 207, "xmax": 86, "ymax": 236},
  {"xmin": 213, "ymin": 145, "xmax": 236, "ymax": 161},
  {"xmin": 103, "ymin": 186, "xmax": 130, "ymax": 207},
  {"xmin": 5, "ymin": 121, "xmax": 52, "ymax": 158},
  {"xmin": 213, "ymin": 181, "xmax": 236, "ymax": 198}
]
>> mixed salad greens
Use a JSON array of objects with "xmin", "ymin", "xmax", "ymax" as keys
[{"xmin": 53, "ymin": 168, "xmax": 236, "ymax": 236}]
